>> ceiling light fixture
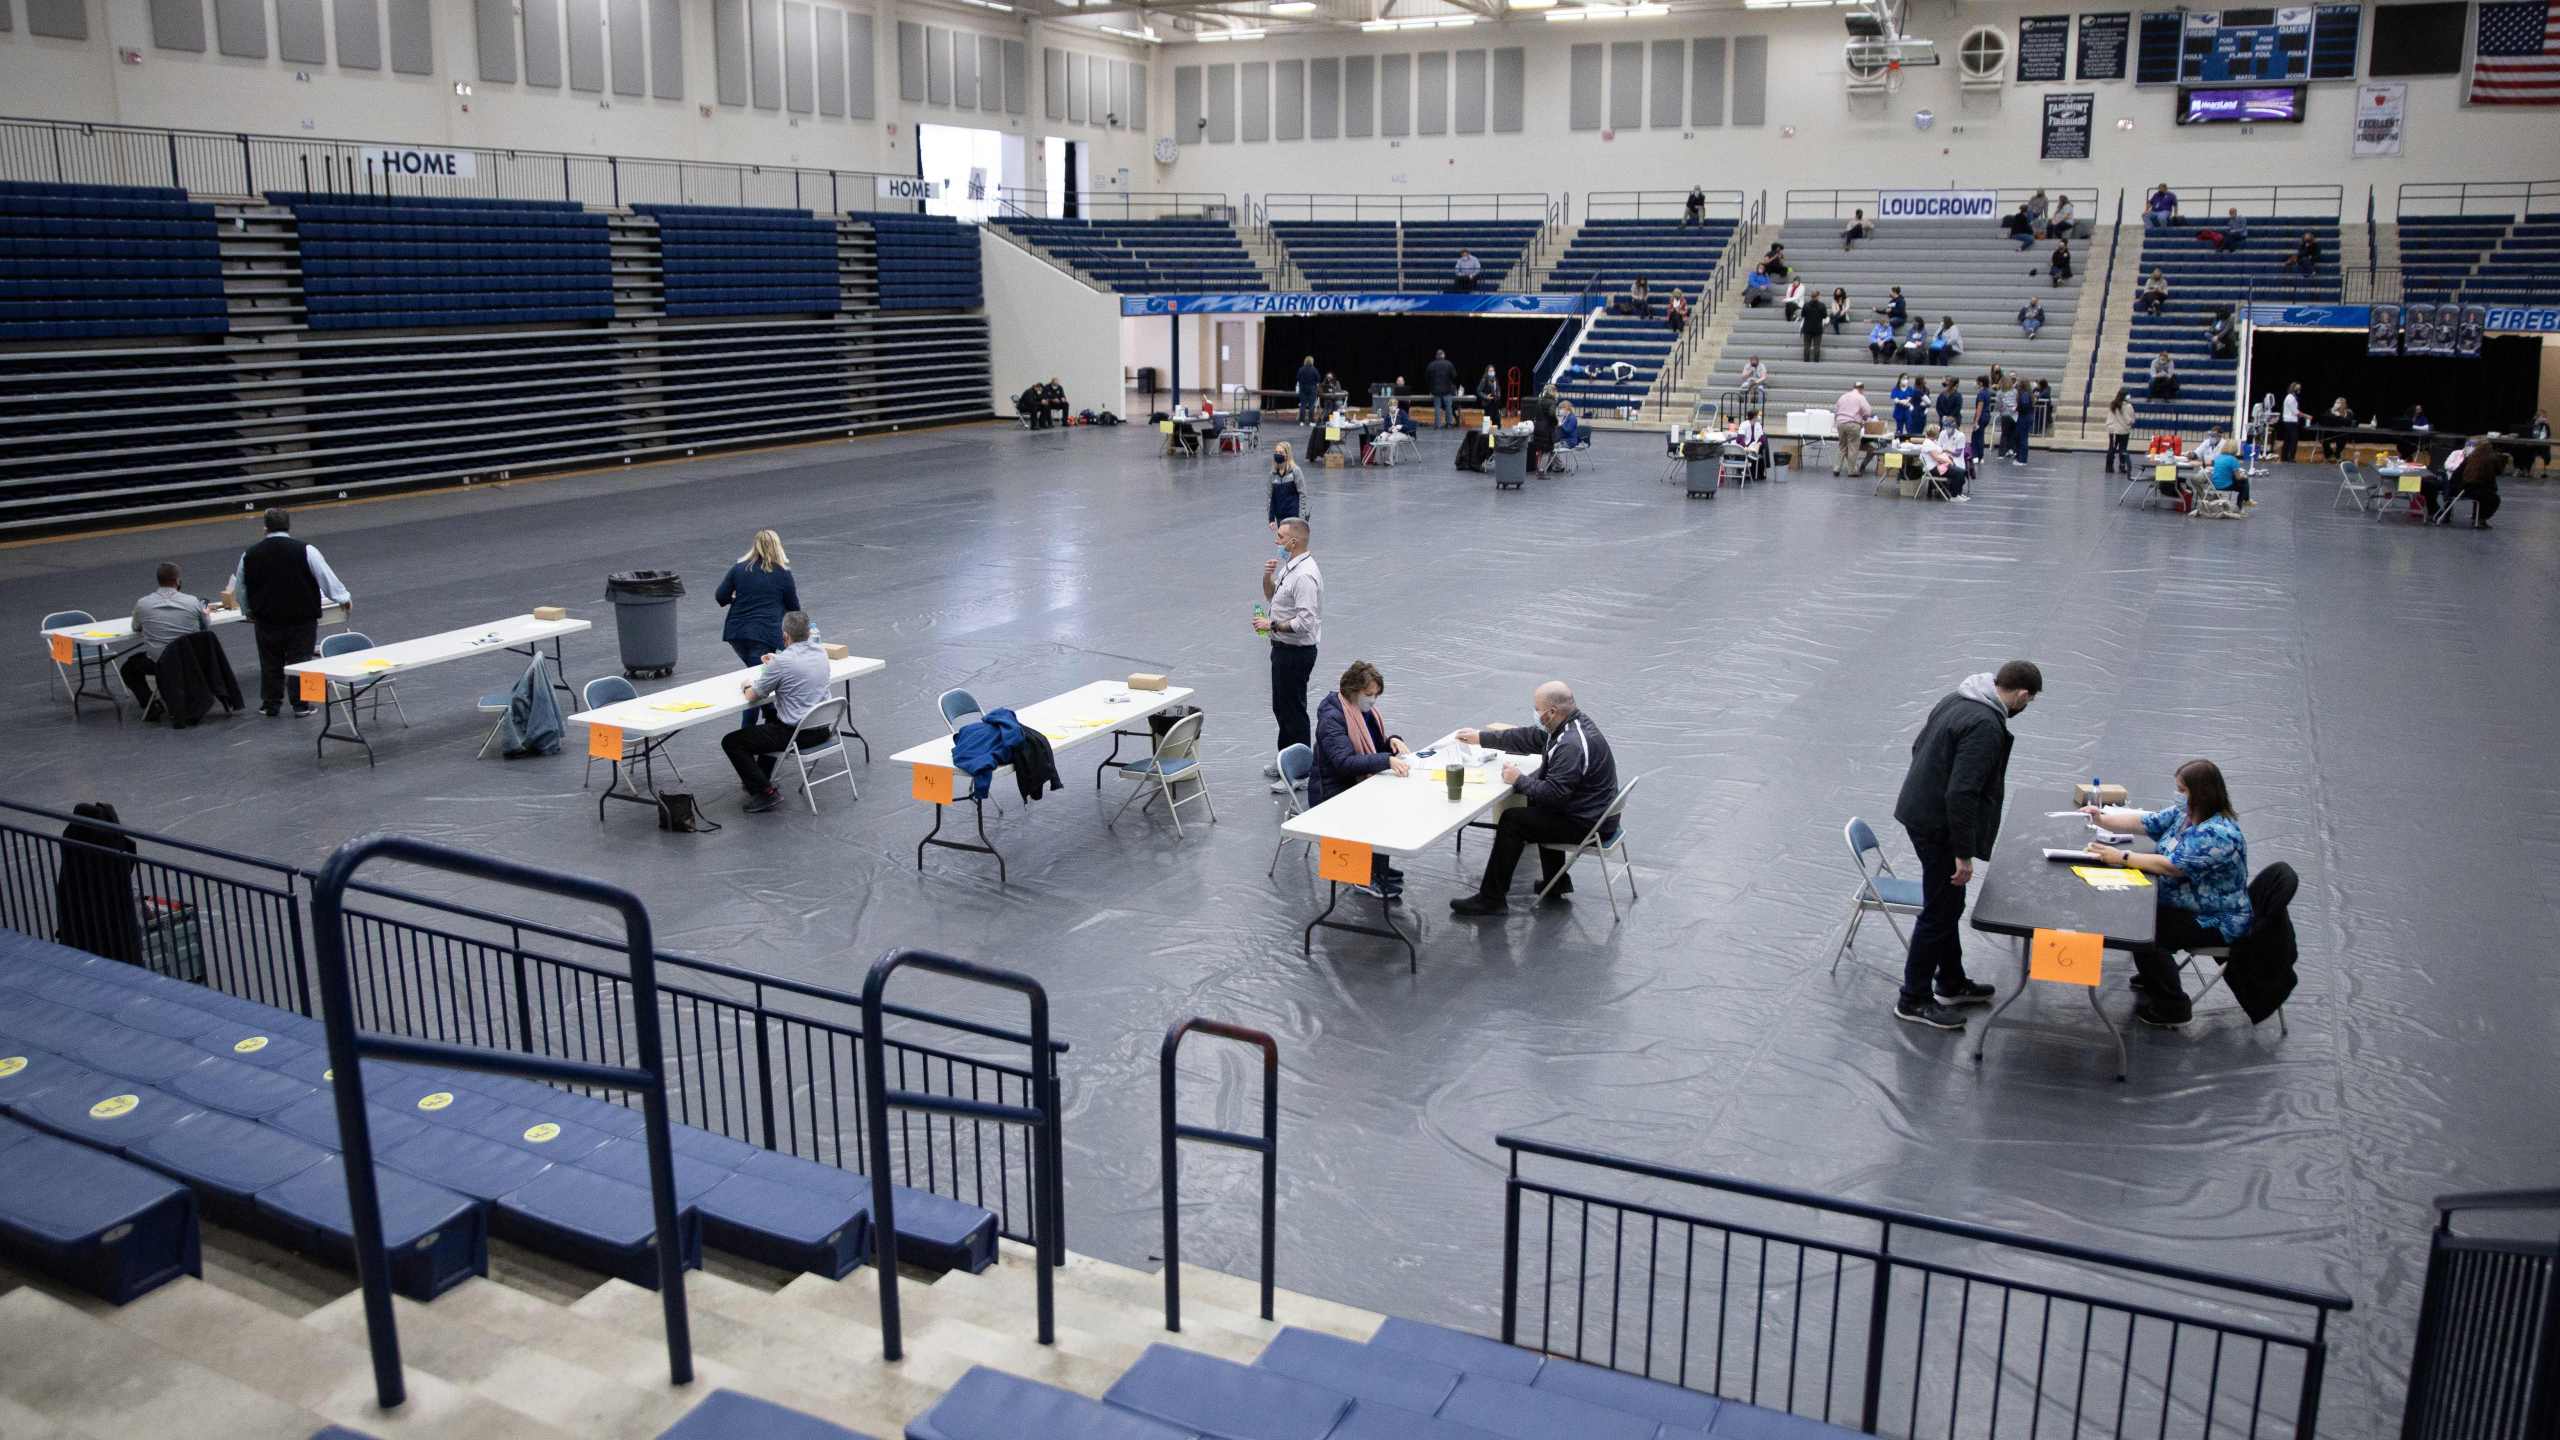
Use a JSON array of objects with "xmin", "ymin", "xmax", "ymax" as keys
[
  {"xmin": 1269, "ymin": 0, "xmax": 1317, "ymax": 10},
  {"xmin": 1509, "ymin": 0, "xmax": 1557, "ymax": 8},
  {"xmin": 1360, "ymin": 19, "xmax": 1397, "ymax": 30},
  {"xmin": 1436, "ymin": 16, "xmax": 1475, "ymax": 26},
  {"xmin": 1200, "ymin": 26, "xmax": 1267, "ymax": 38},
  {"xmin": 1544, "ymin": 8, "xmax": 1588, "ymax": 18},
  {"xmin": 1100, "ymin": 23, "xmax": 1161, "ymax": 41}
]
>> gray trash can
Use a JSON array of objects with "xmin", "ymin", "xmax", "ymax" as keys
[
  {"xmin": 604, "ymin": 570, "xmax": 685, "ymax": 679},
  {"xmin": 1492, "ymin": 437, "xmax": 1530, "ymax": 491}
]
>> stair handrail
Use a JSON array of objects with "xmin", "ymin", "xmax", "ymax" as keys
[
  {"xmin": 860, "ymin": 947, "xmax": 1065, "ymax": 1361},
  {"xmin": 2079, "ymin": 187, "xmax": 2126, "ymax": 430},
  {"xmin": 1158, "ymin": 1017, "xmax": 1279, "ymax": 1333},
  {"xmin": 309, "ymin": 834, "xmax": 694, "ymax": 1412}
]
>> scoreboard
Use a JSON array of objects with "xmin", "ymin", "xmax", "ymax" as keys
[{"xmin": 2136, "ymin": 5, "xmax": 2361, "ymax": 84}]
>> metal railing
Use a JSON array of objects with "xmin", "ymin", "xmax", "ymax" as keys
[
  {"xmin": 2401, "ymin": 1187, "xmax": 2558, "ymax": 1439},
  {"xmin": 1259, "ymin": 191, "xmax": 1553, "ymax": 225},
  {"xmin": 862, "ymin": 948, "xmax": 1065, "ymax": 1361},
  {"xmin": 1585, "ymin": 190, "xmax": 1747, "ymax": 222},
  {"xmin": 310, "ymin": 836, "xmax": 692, "ymax": 1412},
  {"xmin": 2164, "ymin": 184, "xmax": 2346, "ymax": 221},
  {"xmin": 0, "ymin": 799, "xmax": 309, "ymax": 1014},
  {"xmin": 2395, "ymin": 179, "xmax": 2560, "ymax": 219},
  {"xmin": 993, "ymin": 187, "xmax": 1229, "ymax": 222},
  {"xmin": 2077, "ymin": 191, "xmax": 2128, "ymax": 430},
  {"xmin": 0, "ymin": 114, "xmax": 912, "ymax": 213},
  {"xmin": 1497, "ymin": 1134, "xmax": 2350, "ymax": 1437},
  {"xmin": 1648, "ymin": 212, "xmax": 1756, "ymax": 423},
  {"xmin": 1782, "ymin": 188, "xmax": 2091, "ymax": 223},
  {"xmin": 1159, "ymin": 1017, "xmax": 1278, "ymax": 1334}
]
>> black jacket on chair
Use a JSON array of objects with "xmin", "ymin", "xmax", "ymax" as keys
[
  {"xmin": 1008, "ymin": 726, "xmax": 1062, "ymax": 803},
  {"xmin": 154, "ymin": 629, "xmax": 243, "ymax": 728},
  {"xmin": 2222, "ymin": 863, "xmax": 2300, "ymax": 1024}
]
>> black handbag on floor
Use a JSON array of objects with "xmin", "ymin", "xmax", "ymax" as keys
[{"xmin": 654, "ymin": 790, "xmax": 721, "ymax": 833}]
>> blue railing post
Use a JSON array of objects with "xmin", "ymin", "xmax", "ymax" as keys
[
  {"xmin": 1499, "ymin": 1153, "xmax": 1522, "ymax": 1346},
  {"xmin": 1158, "ymin": 1018, "xmax": 1279, "ymax": 1333},
  {"xmin": 1858, "ymin": 1221, "xmax": 1892, "ymax": 1433}
]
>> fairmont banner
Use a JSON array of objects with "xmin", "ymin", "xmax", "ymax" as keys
[
  {"xmin": 1873, "ymin": 189, "xmax": 2001, "ymax": 221},
  {"xmin": 1119, "ymin": 292, "xmax": 1588, "ymax": 317}
]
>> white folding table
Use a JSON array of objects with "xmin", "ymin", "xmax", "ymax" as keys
[
  {"xmin": 2374, "ymin": 461, "xmax": 2434, "ymax": 521},
  {"xmin": 39, "ymin": 602, "xmax": 346, "ymax": 717},
  {"xmin": 1281, "ymin": 735, "xmax": 1542, "ymax": 972},
  {"xmin": 284, "ymin": 613, "xmax": 590, "ymax": 766},
  {"xmin": 566, "ymin": 655, "xmax": 886, "ymax": 821},
  {"xmin": 890, "ymin": 680, "xmax": 1197, "ymax": 884}
]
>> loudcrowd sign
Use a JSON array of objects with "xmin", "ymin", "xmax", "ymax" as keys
[
  {"xmin": 1875, "ymin": 190, "xmax": 2000, "ymax": 220},
  {"xmin": 365, "ymin": 147, "xmax": 477, "ymax": 180}
]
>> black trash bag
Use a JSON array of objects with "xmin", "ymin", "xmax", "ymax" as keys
[{"xmin": 605, "ymin": 570, "xmax": 687, "ymax": 601}]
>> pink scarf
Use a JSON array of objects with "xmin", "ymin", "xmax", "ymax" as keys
[{"xmin": 1342, "ymin": 695, "xmax": 1389, "ymax": 756}]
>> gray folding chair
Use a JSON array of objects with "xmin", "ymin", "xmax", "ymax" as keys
[
  {"xmin": 1107, "ymin": 709, "xmax": 1215, "ymax": 837},
  {"xmin": 1834, "ymin": 817, "xmax": 1924, "ymax": 974},
  {"xmin": 2331, "ymin": 460, "xmax": 2374, "ymax": 513},
  {"xmin": 939, "ymin": 687, "xmax": 983, "ymax": 733},
  {"xmin": 579, "ymin": 675, "xmax": 681, "ymax": 790},
  {"xmin": 782, "ymin": 696, "xmax": 857, "ymax": 812},
  {"xmin": 1533, "ymin": 775, "xmax": 1641, "ymax": 922},
  {"xmin": 1268, "ymin": 743, "xmax": 1315, "ymax": 877},
  {"xmin": 318, "ymin": 631, "xmax": 411, "ymax": 731}
]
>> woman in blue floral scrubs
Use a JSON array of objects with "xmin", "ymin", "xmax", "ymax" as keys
[{"xmin": 2084, "ymin": 759, "xmax": 2253, "ymax": 1028}]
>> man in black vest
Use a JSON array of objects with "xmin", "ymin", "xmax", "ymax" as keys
[{"xmin": 227, "ymin": 507, "xmax": 352, "ymax": 717}]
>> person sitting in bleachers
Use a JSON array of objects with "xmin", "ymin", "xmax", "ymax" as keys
[
  {"xmin": 2149, "ymin": 353, "xmax": 2179, "ymax": 399},
  {"xmin": 1877, "ymin": 285, "xmax": 1909, "ymax": 327},
  {"xmin": 1829, "ymin": 286, "xmax": 1851, "ymax": 334},
  {"xmin": 1868, "ymin": 318, "xmax": 1897, "ymax": 363},
  {"xmin": 1744, "ymin": 270, "xmax": 1774, "ymax": 306},
  {"xmin": 1899, "ymin": 320, "xmax": 1929, "ymax": 366},
  {"xmin": 2199, "ymin": 208, "xmax": 2248, "ymax": 252},
  {"xmin": 2045, "ymin": 196, "xmax": 2077, "ymax": 240},
  {"xmin": 2207, "ymin": 312, "xmax": 2238, "ymax": 361},
  {"xmin": 2018, "ymin": 297, "xmax": 2046, "ymax": 338},
  {"xmin": 1841, "ymin": 209, "xmax": 1872, "ymax": 250},
  {"xmin": 2008, "ymin": 202, "xmax": 2040, "ymax": 251},
  {"xmin": 1759, "ymin": 242, "xmax": 1791, "ymax": 279},
  {"xmin": 1928, "ymin": 317, "xmax": 1963, "ymax": 367},
  {"xmin": 2047, "ymin": 238, "xmax": 2073, "ymax": 288},
  {"xmin": 1664, "ymin": 292, "xmax": 1690, "ymax": 333},
  {"xmin": 1738, "ymin": 356, "xmax": 1768, "ymax": 406},
  {"xmin": 2139, "ymin": 268, "xmax": 2170, "ymax": 317},
  {"xmin": 1683, "ymin": 186, "xmax": 1707, "ymax": 228},
  {"xmin": 1632, "ymin": 277, "xmax": 1653, "ymax": 318},
  {"xmin": 2279, "ymin": 232, "xmax": 2322, "ymax": 276},
  {"xmin": 1451, "ymin": 249, "xmax": 1482, "ymax": 292},
  {"xmin": 1782, "ymin": 278, "xmax": 1806, "ymax": 322},
  {"xmin": 2145, "ymin": 183, "xmax": 2180, "ymax": 230}
]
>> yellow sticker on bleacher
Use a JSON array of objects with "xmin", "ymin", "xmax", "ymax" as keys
[
  {"xmin": 89, "ymin": 1093, "xmax": 140, "ymax": 1120},
  {"xmin": 417, "ymin": 1091, "xmax": 454, "ymax": 1112},
  {"xmin": 0, "ymin": 1056, "xmax": 24, "ymax": 1078},
  {"xmin": 523, "ymin": 1122, "xmax": 562, "ymax": 1144},
  {"xmin": 232, "ymin": 1036, "xmax": 270, "ymax": 1055}
]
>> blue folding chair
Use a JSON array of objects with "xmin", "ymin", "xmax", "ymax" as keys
[
  {"xmin": 938, "ymin": 687, "xmax": 982, "ymax": 734},
  {"xmin": 1267, "ymin": 744, "xmax": 1316, "ymax": 877},
  {"xmin": 1835, "ymin": 817, "xmax": 1924, "ymax": 973},
  {"xmin": 317, "ymin": 632, "xmax": 410, "ymax": 731}
]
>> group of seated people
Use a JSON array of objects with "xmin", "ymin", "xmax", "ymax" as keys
[
  {"xmin": 2005, "ymin": 190, "xmax": 2078, "ymax": 249},
  {"xmin": 1015, "ymin": 378, "xmax": 1070, "ymax": 428},
  {"xmin": 1607, "ymin": 277, "xmax": 1688, "ymax": 332},
  {"xmin": 1865, "ymin": 315, "xmax": 1965, "ymax": 366},
  {"xmin": 2145, "ymin": 427, "xmax": 2254, "ymax": 515}
]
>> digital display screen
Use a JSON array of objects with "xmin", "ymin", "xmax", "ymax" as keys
[
  {"xmin": 2177, "ymin": 85, "xmax": 2307, "ymax": 123},
  {"xmin": 2137, "ymin": 5, "xmax": 2359, "ymax": 83}
]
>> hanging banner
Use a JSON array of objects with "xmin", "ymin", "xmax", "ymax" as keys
[
  {"xmin": 2077, "ymin": 13, "xmax": 2133, "ymax": 78},
  {"xmin": 1875, "ymin": 189, "xmax": 2000, "ymax": 220},
  {"xmin": 365, "ymin": 146, "xmax": 476, "ymax": 180},
  {"xmin": 2367, "ymin": 304, "xmax": 2402, "ymax": 355},
  {"xmin": 2352, "ymin": 81, "xmax": 2405, "ymax": 157},
  {"xmin": 877, "ymin": 176, "xmax": 943, "ymax": 201},
  {"xmin": 2017, "ymin": 15, "xmax": 2073, "ymax": 81},
  {"xmin": 2041, "ymin": 91, "xmax": 2095, "ymax": 159}
]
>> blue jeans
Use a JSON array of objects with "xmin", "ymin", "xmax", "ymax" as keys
[
  {"xmin": 731, "ymin": 638, "xmax": 775, "ymax": 729},
  {"xmin": 1434, "ymin": 393, "xmax": 1456, "ymax": 427}
]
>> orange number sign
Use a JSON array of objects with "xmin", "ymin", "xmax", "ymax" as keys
[
  {"xmin": 1317, "ymin": 837, "xmax": 1374, "ymax": 884},
  {"xmin": 2029, "ymin": 928, "xmax": 2103, "ymax": 987}
]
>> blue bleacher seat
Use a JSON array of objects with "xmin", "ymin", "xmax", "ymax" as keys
[
  {"xmin": 461, "ymin": 1099, "xmax": 618, "ymax": 1161},
  {"xmin": 256, "ymin": 1155, "xmax": 488, "ymax": 1301},
  {"xmin": 1697, "ymin": 1405, "xmax": 1864, "ymax": 1437},
  {"xmin": 493, "ymin": 1164, "xmax": 703, "ymax": 1289},
  {"xmin": 0, "ymin": 181, "xmax": 228, "ymax": 339},
  {"xmin": 126, "ymin": 1107, "xmax": 331, "ymax": 1226},
  {"xmin": 693, "ymin": 1172, "xmax": 871, "ymax": 1279},
  {"xmin": 378, "ymin": 1124, "xmax": 555, "ymax": 1202},
  {"xmin": 1437, "ymin": 1374, "xmax": 1663, "ymax": 1440},
  {"xmin": 1255, "ymin": 1326, "xmax": 1462, "ymax": 1415},
  {"xmin": 0, "ymin": 1115, "xmax": 200, "ymax": 1303},
  {"xmin": 1366, "ymin": 1316, "xmax": 1546, "ymax": 1384},
  {"xmin": 1324, "ymin": 1403, "xmax": 1502, "ymax": 1440},
  {"xmin": 909, "ymin": 1366, "xmax": 1195, "ymax": 1440},
  {"xmin": 108, "ymin": 993, "xmax": 233, "ymax": 1042},
  {"xmin": 737, "ymin": 1149, "xmax": 999, "ymax": 1274},
  {"xmin": 1104, "ymin": 1344, "xmax": 1351, "ymax": 1440},
  {"xmin": 64, "ymin": 1025, "xmax": 223, "ymax": 1086},
  {"xmin": 267, "ymin": 1090, "xmax": 431, "ymax": 1154},
  {"xmin": 13, "ymin": 1075, "xmax": 201, "ymax": 1152},
  {"xmin": 1531, "ymin": 1353, "xmax": 1724, "ymax": 1431},
  {"xmin": 574, "ymin": 1136, "xmax": 734, "ymax": 1203},
  {"xmin": 162, "ymin": 1053, "xmax": 318, "ymax": 1120},
  {"xmin": 657, "ymin": 1387, "xmax": 876, "ymax": 1439}
]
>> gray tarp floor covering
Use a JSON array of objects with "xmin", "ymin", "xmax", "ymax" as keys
[{"xmin": 3, "ymin": 423, "xmax": 2553, "ymax": 1436}]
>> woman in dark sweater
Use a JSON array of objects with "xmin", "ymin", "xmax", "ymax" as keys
[
  {"xmin": 715, "ymin": 528, "xmax": 801, "ymax": 729},
  {"xmin": 1308, "ymin": 660, "xmax": 1413, "ymax": 898}
]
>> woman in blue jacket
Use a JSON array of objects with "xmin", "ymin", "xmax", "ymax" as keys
[
  {"xmin": 1307, "ymin": 660, "xmax": 1412, "ymax": 898},
  {"xmin": 1890, "ymin": 374, "xmax": 1923, "ymax": 439},
  {"xmin": 715, "ymin": 529, "xmax": 800, "ymax": 729}
]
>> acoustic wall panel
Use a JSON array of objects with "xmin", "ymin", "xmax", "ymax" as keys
[
  {"xmin": 782, "ymin": 2, "xmax": 813, "ymax": 111},
  {"xmin": 1127, "ymin": 58, "xmax": 1142, "ymax": 129},
  {"xmin": 1309, "ymin": 56, "xmax": 1338, "ymax": 139},
  {"xmin": 853, "ymin": 13, "xmax": 880, "ymax": 116},
  {"xmin": 1066, "ymin": 45, "xmax": 1085, "ymax": 121},
  {"xmin": 1241, "ymin": 60, "xmax": 1269, "ymax": 141},
  {"xmin": 812, "ymin": 3, "xmax": 843, "ymax": 112},
  {"xmin": 1044, "ymin": 46, "xmax": 1065, "ymax": 118},
  {"xmin": 150, "ymin": 0, "xmax": 206, "ymax": 52},
  {"xmin": 1607, "ymin": 41, "xmax": 1641, "ymax": 129},
  {"xmin": 1172, "ymin": 63, "xmax": 1199, "ymax": 139},
  {"xmin": 649, "ymin": 0, "xmax": 682, "ymax": 96},
  {"xmin": 1648, "ymin": 39, "xmax": 1682, "ymax": 130},
  {"xmin": 568, "ymin": 0, "xmax": 606, "ymax": 92},
  {"xmin": 1417, "ymin": 50, "xmax": 1447, "ymax": 135},
  {"xmin": 1452, "ymin": 48, "xmax": 1485, "ymax": 132},
  {"xmin": 0, "ymin": 2, "xmax": 9, "ymax": 30},
  {"xmin": 714, "ymin": 0, "xmax": 747, "ymax": 98},
  {"xmin": 277, "ymin": 0, "xmax": 326, "ymax": 63},
  {"xmin": 25, "ymin": 0, "xmax": 84, "ymax": 39},
  {"xmin": 925, "ymin": 25, "xmax": 949, "ymax": 106},
  {"xmin": 1379, "ymin": 52, "xmax": 1409, "ymax": 137},
  {"xmin": 387, "ymin": 0, "xmax": 431, "ymax": 73},
  {"xmin": 213, "ymin": 0, "xmax": 267, "ymax": 58},
  {"xmin": 1343, "ymin": 53, "xmax": 1373, "ymax": 137},
  {"xmin": 1690, "ymin": 36, "xmax": 1723, "ymax": 127},
  {"xmin": 897, "ymin": 19, "xmax": 923, "ymax": 102},
  {"xmin": 1084, "ymin": 54, "xmax": 1102, "ymax": 123},
  {"xmin": 1731, "ymin": 34, "xmax": 1766, "ymax": 125},
  {"xmin": 979, "ymin": 34, "xmax": 1001, "ymax": 111},
  {"xmin": 1205, "ymin": 62, "xmax": 1234, "ymax": 141},
  {"xmin": 1275, "ymin": 58, "xmax": 1304, "ymax": 140},
  {"xmin": 477, "ymin": 0, "xmax": 518, "ymax": 82},
  {"xmin": 1109, "ymin": 57, "xmax": 1128, "ymax": 126},
  {"xmin": 749, "ymin": 0, "xmax": 783, "ymax": 107},
  {"xmin": 1492, "ymin": 46, "xmax": 1523, "ymax": 132},
  {"xmin": 1567, "ymin": 43, "xmax": 1601, "ymax": 131},
  {"xmin": 609, "ymin": 0, "xmax": 645, "ymax": 96},
  {"xmin": 523, "ymin": 0, "xmax": 563, "ymax": 87},
  {"xmin": 334, "ymin": 0, "xmax": 380, "ymax": 67},
  {"xmin": 951, "ymin": 24, "xmax": 974, "ymax": 111}
]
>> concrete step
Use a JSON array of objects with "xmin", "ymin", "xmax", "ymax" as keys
[
  {"xmin": 0, "ymin": 1284, "xmax": 329, "ymax": 1440},
  {"xmin": 571, "ymin": 1274, "xmax": 951, "ymax": 1425},
  {"xmin": 774, "ymin": 1265, "xmax": 1168, "ymax": 1390}
]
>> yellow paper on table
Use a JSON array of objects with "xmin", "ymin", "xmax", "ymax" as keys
[
  {"xmin": 652, "ymin": 700, "xmax": 713, "ymax": 713},
  {"xmin": 1326, "ymin": 426, "xmax": 1343, "ymax": 442},
  {"xmin": 1429, "ymin": 767, "xmax": 1486, "ymax": 785},
  {"xmin": 81, "ymin": 630, "xmax": 118, "ymax": 639},
  {"xmin": 587, "ymin": 723, "xmax": 624, "ymax": 761},
  {"xmin": 2155, "ymin": 464, "xmax": 2177, "ymax": 483},
  {"xmin": 297, "ymin": 671, "xmax": 326, "ymax": 703},
  {"xmin": 359, "ymin": 659, "xmax": 393, "ymax": 671},
  {"xmin": 1159, "ymin": 420, "xmax": 1175, "ymax": 434},
  {"xmin": 2029, "ymin": 928, "xmax": 2103, "ymax": 987},
  {"xmin": 2397, "ymin": 475, "xmax": 2423, "ymax": 494},
  {"xmin": 912, "ymin": 764, "xmax": 957, "ymax": 805},
  {"xmin": 47, "ymin": 634, "xmax": 73, "ymax": 663},
  {"xmin": 1317, "ymin": 837, "xmax": 1373, "ymax": 884},
  {"xmin": 2071, "ymin": 865, "xmax": 2152, "ymax": 889}
]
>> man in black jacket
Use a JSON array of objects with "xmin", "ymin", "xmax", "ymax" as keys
[
  {"xmin": 1450, "ymin": 682, "xmax": 1619, "ymax": 916},
  {"xmin": 1891, "ymin": 660, "xmax": 2042, "ymax": 1030},
  {"xmin": 1425, "ymin": 350, "xmax": 1459, "ymax": 429}
]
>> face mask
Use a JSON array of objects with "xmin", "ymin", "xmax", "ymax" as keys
[
  {"xmin": 1276, "ymin": 543, "xmax": 1291, "ymax": 558},
  {"xmin": 1355, "ymin": 696, "xmax": 1376, "ymax": 712}
]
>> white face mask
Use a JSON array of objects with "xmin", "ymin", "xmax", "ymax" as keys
[{"xmin": 1355, "ymin": 695, "xmax": 1377, "ymax": 712}]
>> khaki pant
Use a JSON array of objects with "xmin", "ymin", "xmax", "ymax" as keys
[{"xmin": 1834, "ymin": 421, "xmax": 1868, "ymax": 476}]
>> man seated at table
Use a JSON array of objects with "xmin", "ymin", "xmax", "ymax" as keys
[
  {"xmin": 1448, "ymin": 681, "xmax": 1619, "ymax": 916},
  {"xmin": 721, "ymin": 610, "xmax": 835, "ymax": 815},
  {"xmin": 121, "ymin": 562, "xmax": 212, "ymax": 723}
]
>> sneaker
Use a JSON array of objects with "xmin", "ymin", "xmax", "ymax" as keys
[
  {"xmin": 1949, "ymin": 494, "xmax": 1971, "ymax": 503},
  {"xmin": 1894, "ymin": 997, "xmax": 1968, "ymax": 1031},
  {"xmin": 259, "ymin": 705, "xmax": 280, "ymax": 718},
  {"xmin": 1263, "ymin": 763, "xmax": 1283, "ymax": 779},
  {"xmin": 1449, "ymin": 893, "xmax": 1509, "ymax": 917},
  {"xmin": 291, "ymin": 701, "xmax": 317, "ymax": 717},
  {"xmin": 1935, "ymin": 978, "xmax": 1996, "ymax": 1006},
  {"xmin": 742, "ymin": 789, "xmax": 783, "ymax": 814},
  {"xmin": 1269, "ymin": 779, "xmax": 1293, "ymax": 794},
  {"xmin": 2133, "ymin": 999, "xmax": 2192, "ymax": 1028}
]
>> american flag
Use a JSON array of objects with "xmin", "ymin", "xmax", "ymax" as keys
[{"xmin": 2470, "ymin": 0, "xmax": 2560, "ymax": 105}]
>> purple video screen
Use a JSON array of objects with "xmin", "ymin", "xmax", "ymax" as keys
[{"xmin": 2178, "ymin": 86, "xmax": 2306, "ymax": 124}]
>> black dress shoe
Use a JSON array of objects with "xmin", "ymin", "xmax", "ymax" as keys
[
  {"xmin": 742, "ymin": 789, "xmax": 783, "ymax": 814},
  {"xmin": 1449, "ymin": 893, "xmax": 1509, "ymax": 917}
]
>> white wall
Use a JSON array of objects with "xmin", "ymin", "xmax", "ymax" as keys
[
  {"xmin": 0, "ymin": 0, "xmax": 1152, "ymax": 205},
  {"xmin": 1142, "ymin": 4, "xmax": 2560, "ymax": 219},
  {"xmin": 983, "ymin": 226, "xmax": 1123, "ymax": 412}
]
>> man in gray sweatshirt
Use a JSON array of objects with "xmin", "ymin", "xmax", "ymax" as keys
[{"xmin": 1889, "ymin": 660, "xmax": 2042, "ymax": 1030}]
